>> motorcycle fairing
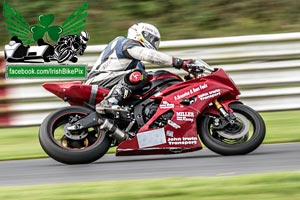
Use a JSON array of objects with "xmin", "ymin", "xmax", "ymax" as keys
[
  {"xmin": 152, "ymin": 68, "xmax": 240, "ymax": 101},
  {"xmin": 116, "ymin": 119, "xmax": 202, "ymax": 156},
  {"xmin": 116, "ymin": 68, "xmax": 241, "ymax": 156}
]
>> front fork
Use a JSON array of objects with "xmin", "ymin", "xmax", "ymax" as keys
[{"xmin": 212, "ymin": 99, "xmax": 236, "ymax": 129}]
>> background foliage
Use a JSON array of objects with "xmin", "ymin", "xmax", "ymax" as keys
[{"xmin": 1, "ymin": 0, "xmax": 300, "ymax": 47}]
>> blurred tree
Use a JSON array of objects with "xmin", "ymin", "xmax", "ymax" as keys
[{"xmin": 1, "ymin": 0, "xmax": 300, "ymax": 48}]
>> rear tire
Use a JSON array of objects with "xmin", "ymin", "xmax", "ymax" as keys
[
  {"xmin": 39, "ymin": 106, "xmax": 111, "ymax": 164},
  {"xmin": 198, "ymin": 103, "xmax": 266, "ymax": 155}
]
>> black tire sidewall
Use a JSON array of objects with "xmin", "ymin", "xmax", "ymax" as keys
[
  {"xmin": 39, "ymin": 106, "xmax": 111, "ymax": 164},
  {"xmin": 198, "ymin": 103, "xmax": 266, "ymax": 155},
  {"xmin": 57, "ymin": 48, "xmax": 72, "ymax": 63}
]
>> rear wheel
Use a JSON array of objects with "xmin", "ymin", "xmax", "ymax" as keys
[
  {"xmin": 39, "ymin": 106, "xmax": 111, "ymax": 164},
  {"xmin": 198, "ymin": 103, "xmax": 266, "ymax": 155}
]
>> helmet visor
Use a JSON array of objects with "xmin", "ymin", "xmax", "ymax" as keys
[
  {"xmin": 142, "ymin": 31, "xmax": 160, "ymax": 50},
  {"xmin": 80, "ymin": 31, "xmax": 89, "ymax": 44},
  {"xmin": 80, "ymin": 36, "xmax": 88, "ymax": 44}
]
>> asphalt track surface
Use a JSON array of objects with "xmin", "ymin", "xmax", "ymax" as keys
[{"xmin": 0, "ymin": 143, "xmax": 299, "ymax": 186}]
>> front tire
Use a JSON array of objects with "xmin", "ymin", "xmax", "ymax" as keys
[
  {"xmin": 198, "ymin": 103, "xmax": 266, "ymax": 155},
  {"xmin": 39, "ymin": 106, "xmax": 112, "ymax": 164}
]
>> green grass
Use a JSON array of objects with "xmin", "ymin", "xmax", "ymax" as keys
[
  {"xmin": 0, "ymin": 126, "xmax": 45, "ymax": 160},
  {"xmin": 0, "ymin": 171, "xmax": 300, "ymax": 200},
  {"xmin": 260, "ymin": 110, "xmax": 300, "ymax": 143},
  {"xmin": 0, "ymin": 110, "xmax": 299, "ymax": 161}
]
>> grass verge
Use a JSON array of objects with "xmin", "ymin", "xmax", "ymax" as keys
[
  {"xmin": 0, "ymin": 171, "xmax": 299, "ymax": 200},
  {"xmin": 0, "ymin": 110, "xmax": 299, "ymax": 161}
]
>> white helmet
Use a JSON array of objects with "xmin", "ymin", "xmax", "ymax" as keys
[
  {"xmin": 127, "ymin": 23, "xmax": 161, "ymax": 50},
  {"xmin": 80, "ymin": 31, "xmax": 90, "ymax": 44}
]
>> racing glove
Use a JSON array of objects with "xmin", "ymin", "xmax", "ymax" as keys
[{"xmin": 172, "ymin": 58, "xmax": 195, "ymax": 71}]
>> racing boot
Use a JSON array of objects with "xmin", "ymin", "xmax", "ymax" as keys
[{"xmin": 96, "ymin": 83, "xmax": 132, "ymax": 115}]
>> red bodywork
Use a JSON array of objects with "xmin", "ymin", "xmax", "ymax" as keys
[
  {"xmin": 43, "ymin": 81, "xmax": 109, "ymax": 106},
  {"xmin": 43, "ymin": 68, "xmax": 241, "ymax": 156}
]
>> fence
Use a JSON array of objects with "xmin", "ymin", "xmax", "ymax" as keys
[{"xmin": 1, "ymin": 32, "xmax": 300, "ymax": 127}]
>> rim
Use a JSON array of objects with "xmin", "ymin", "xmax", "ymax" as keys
[
  {"xmin": 59, "ymin": 49, "xmax": 72, "ymax": 61},
  {"xmin": 49, "ymin": 112, "xmax": 103, "ymax": 150},
  {"xmin": 209, "ymin": 112, "xmax": 254, "ymax": 145}
]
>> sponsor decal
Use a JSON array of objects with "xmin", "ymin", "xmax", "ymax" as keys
[
  {"xmin": 167, "ymin": 136, "xmax": 198, "ymax": 146},
  {"xmin": 160, "ymin": 101, "xmax": 174, "ymax": 109},
  {"xmin": 137, "ymin": 128, "xmax": 166, "ymax": 148},
  {"xmin": 167, "ymin": 120, "xmax": 181, "ymax": 129},
  {"xmin": 174, "ymin": 84, "xmax": 208, "ymax": 101},
  {"xmin": 166, "ymin": 130, "xmax": 174, "ymax": 137},
  {"xmin": 198, "ymin": 89, "xmax": 221, "ymax": 101},
  {"xmin": 174, "ymin": 91, "xmax": 190, "ymax": 101},
  {"xmin": 176, "ymin": 112, "xmax": 194, "ymax": 122},
  {"xmin": 142, "ymin": 25, "xmax": 159, "ymax": 36},
  {"xmin": 154, "ymin": 92, "xmax": 162, "ymax": 97}
]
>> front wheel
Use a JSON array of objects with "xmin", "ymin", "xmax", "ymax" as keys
[
  {"xmin": 198, "ymin": 103, "xmax": 266, "ymax": 155},
  {"xmin": 39, "ymin": 106, "xmax": 112, "ymax": 164}
]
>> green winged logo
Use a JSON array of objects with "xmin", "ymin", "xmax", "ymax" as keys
[{"xmin": 3, "ymin": 1, "xmax": 88, "ymax": 45}]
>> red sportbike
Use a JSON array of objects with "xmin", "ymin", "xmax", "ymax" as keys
[{"xmin": 39, "ymin": 60, "xmax": 266, "ymax": 164}]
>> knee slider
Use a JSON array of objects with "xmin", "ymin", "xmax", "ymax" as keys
[
  {"xmin": 128, "ymin": 70, "xmax": 143, "ymax": 84},
  {"xmin": 122, "ymin": 69, "xmax": 148, "ymax": 92}
]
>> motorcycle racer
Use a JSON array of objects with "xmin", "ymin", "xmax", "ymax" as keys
[
  {"xmin": 85, "ymin": 22, "xmax": 194, "ymax": 114},
  {"xmin": 53, "ymin": 31, "xmax": 89, "ymax": 63}
]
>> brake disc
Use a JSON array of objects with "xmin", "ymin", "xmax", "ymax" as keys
[
  {"xmin": 63, "ymin": 123, "xmax": 88, "ymax": 140},
  {"xmin": 216, "ymin": 113, "xmax": 250, "ymax": 139}
]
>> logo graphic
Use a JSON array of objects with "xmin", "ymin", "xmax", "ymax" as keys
[
  {"xmin": 176, "ymin": 112, "xmax": 195, "ymax": 122},
  {"xmin": 160, "ymin": 101, "xmax": 175, "ymax": 109},
  {"xmin": 3, "ymin": 1, "xmax": 87, "ymax": 45},
  {"xmin": 3, "ymin": 1, "xmax": 89, "ymax": 65}
]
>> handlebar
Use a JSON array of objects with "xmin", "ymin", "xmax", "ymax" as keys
[{"xmin": 186, "ymin": 59, "xmax": 215, "ymax": 78}]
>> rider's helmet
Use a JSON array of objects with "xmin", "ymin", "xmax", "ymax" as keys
[
  {"xmin": 127, "ymin": 22, "xmax": 161, "ymax": 50},
  {"xmin": 80, "ymin": 31, "xmax": 90, "ymax": 44}
]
